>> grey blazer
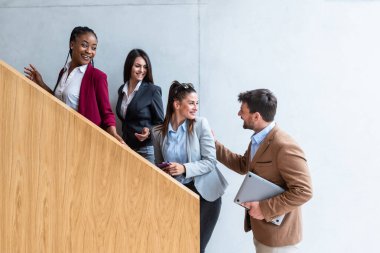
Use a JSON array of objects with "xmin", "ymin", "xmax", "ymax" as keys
[{"xmin": 152, "ymin": 117, "xmax": 228, "ymax": 202}]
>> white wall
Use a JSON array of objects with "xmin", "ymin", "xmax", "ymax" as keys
[
  {"xmin": 202, "ymin": 1, "xmax": 380, "ymax": 252},
  {"xmin": 1, "ymin": 0, "xmax": 380, "ymax": 252}
]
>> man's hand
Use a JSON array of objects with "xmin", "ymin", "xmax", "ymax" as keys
[
  {"xmin": 211, "ymin": 129, "xmax": 216, "ymax": 141},
  {"xmin": 242, "ymin": 201, "xmax": 264, "ymax": 220}
]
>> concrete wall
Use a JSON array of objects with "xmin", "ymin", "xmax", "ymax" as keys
[
  {"xmin": 0, "ymin": 0, "xmax": 201, "ymax": 112},
  {"xmin": 1, "ymin": 0, "xmax": 380, "ymax": 252}
]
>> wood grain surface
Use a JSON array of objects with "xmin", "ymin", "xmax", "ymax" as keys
[{"xmin": 0, "ymin": 60, "xmax": 199, "ymax": 253}]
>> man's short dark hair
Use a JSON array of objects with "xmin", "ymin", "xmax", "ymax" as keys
[{"xmin": 238, "ymin": 89, "xmax": 277, "ymax": 122}]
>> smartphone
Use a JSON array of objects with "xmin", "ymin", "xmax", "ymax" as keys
[{"xmin": 156, "ymin": 162, "xmax": 171, "ymax": 168}]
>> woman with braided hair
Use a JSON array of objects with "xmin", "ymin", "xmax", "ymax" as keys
[{"xmin": 24, "ymin": 26, "xmax": 124, "ymax": 144}]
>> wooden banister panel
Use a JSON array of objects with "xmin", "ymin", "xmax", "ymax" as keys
[{"xmin": 0, "ymin": 61, "xmax": 199, "ymax": 253}]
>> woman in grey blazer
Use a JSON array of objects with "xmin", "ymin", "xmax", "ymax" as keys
[{"xmin": 152, "ymin": 81, "xmax": 228, "ymax": 253}]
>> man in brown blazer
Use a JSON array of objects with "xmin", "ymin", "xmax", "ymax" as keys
[{"xmin": 215, "ymin": 89, "xmax": 312, "ymax": 252}]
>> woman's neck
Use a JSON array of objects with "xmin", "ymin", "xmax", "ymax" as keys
[
  {"xmin": 170, "ymin": 114, "xmax": 186, "ymax": 131},
  {"xmin": 128, "ymin": 78, "xmax": 139, "ymax": 94},
  {"xmin": 68, "ymin": 61, "xmax": 83, "ymax": 75},
  {"xmin": 129, "ymin": 78, "xmax": 139, "ymax": 89}
]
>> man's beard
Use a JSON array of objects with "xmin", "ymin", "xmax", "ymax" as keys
[{"xmin": 242, "ymin": 120, "xmax": 254, "ymax": 130}]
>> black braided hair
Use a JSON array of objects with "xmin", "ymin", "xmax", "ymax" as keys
[{"xmin": 63, "ymin": 26, "xmax": 98, "ymax": 68}]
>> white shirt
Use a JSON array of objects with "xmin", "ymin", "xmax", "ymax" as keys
[
  {"xmin": 54, "ymin": 62, "xmax": 87, "ymax": 111},
  {"xmin": 120, "ymin": 80, "xmax": 142, "ymax": 119}
]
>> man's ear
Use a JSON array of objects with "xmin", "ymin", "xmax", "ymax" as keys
[{"xmin": 253, "ymin": 112, "xmax": 261, "ymax": 120}]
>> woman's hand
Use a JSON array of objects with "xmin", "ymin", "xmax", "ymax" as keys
[
  {"xmin": 135, "ymin": 127, "xmax": 150, "ymax": 142},
  {"xmin": 23, "ymin": 64, "xmax": 52, "ymax": 93},
  {"xmin": 163, "ymin": 162, "xmax": 186, "ymax": 176},
  {"xmin": 106, "ymin": 126, "xmax": 126, "ymax": 145},
  {"xmin": 24, "ymin": 64, "xmax": 44, "ymax": 86}
]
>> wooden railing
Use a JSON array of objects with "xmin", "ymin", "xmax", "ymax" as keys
[{"xmin": 0, "ymin": 60, "xmax": 199, "ymax": 253}]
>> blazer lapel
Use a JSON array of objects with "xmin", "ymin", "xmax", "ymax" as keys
[
  {"xmin": 186, "ymin": 120, "xmax": 193, "ymax": 163},
  {"xmin": 160, "ymin": 130, "xmax": 168, "ymax": 162},
  {"xmin": 116, "ymin": 85, "xmax": 124, "ymax": 119},
  {"xmin": 126, "ymin": 82, "xmax": 148, "ymax": 115},
  {"xmin": 250, "ymin": 126, "xmax": 278, "ymax": 166}
]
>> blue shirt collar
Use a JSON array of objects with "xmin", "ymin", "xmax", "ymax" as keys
[
  {"xmin": 251, "ymin": 121, "xmax": 276, "ymax": 145},
  {"xmin": 168, "ymin": 120, "xmax": 187, "ymax": 133}
]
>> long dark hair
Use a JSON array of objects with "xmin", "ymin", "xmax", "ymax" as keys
[
  {"xmin": 123, "ymin": 49, "xmax": 154, "ymax": 84},
  {"xmin": 62, "ymin": 26, "xmax": 98, "ymax": 68},
  {"xmin": 161, "ymin": 80, "xmax": 197, "ymax": 136}
]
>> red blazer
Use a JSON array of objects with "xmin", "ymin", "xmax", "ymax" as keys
[{"xmin": 54, "ymin": 64, "xmax": 116, "ymax": 129}]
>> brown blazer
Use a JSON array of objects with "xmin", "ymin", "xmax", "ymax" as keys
[{"xmin": 216, "ymin": 125, "xmax": 312, "ymax": 247}]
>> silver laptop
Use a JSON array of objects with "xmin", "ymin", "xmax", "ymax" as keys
[{"xmin": 234, "ymin": 171, "xmax": 285, "ymax": 226}]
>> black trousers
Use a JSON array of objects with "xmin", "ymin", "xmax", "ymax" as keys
[{"xmin": 185, "ymin": 181, "xmax": 222, "ymax": 253}]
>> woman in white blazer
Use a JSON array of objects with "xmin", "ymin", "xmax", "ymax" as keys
[{"xmin": 152, "ymin": 81, "xmax": 228, "ymax": 253}]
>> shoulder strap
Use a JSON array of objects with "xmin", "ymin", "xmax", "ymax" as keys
[{"xmin": 53, "ymin": 68, "xmax": 65, "ymax": 94}]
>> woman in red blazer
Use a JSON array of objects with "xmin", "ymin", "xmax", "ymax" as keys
[{"xmin": 24, "ymin": 26, "xmax": 123, "ymax": 143}]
